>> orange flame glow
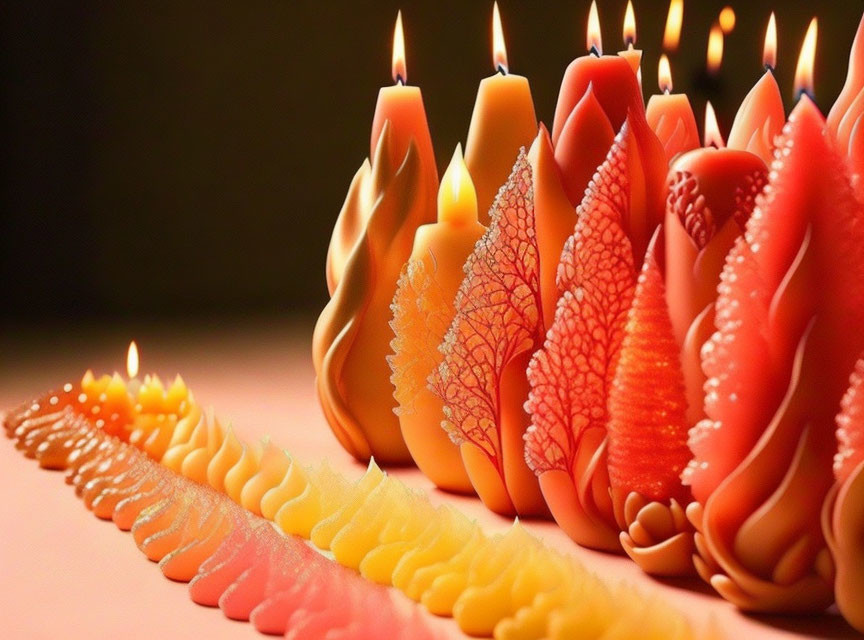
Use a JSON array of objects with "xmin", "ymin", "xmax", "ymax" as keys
[
  {"xmin": 704, "ymin": 101, "xmax": 724, "ymax": 148},
  {"xmin": 623, "ymin": 0, "xmax": 636, "ymax": 47},
  {"xmin": 707, "ymin": 23, "xmax": 724, "ymax": 74},
  {"xmin": 794, "ymin": 17, "xmax": 817, "ymax": 99},
  {"xmin": 663, "ymin": 0, "xmax": 683, "ymax": 51},
  {"xmin": 719, "ymin": 7, "xmax": 735, "ymax": 34},
  {"xmin": 392, "ymin": 11, "xmax": 406, "ymax": 85},
  {"xmin": 492, "ymin": 2, "xmax": 508, "ymax": 73},
  {"xmin": 764, "ymin": 12, "xmax": 777, "ymax": 70},
  {"xmin": 658, "ymin": 54, "xmax": 673, "ymax": 93},
  {"xmin": 587, "ymin": 0, "xmax": 603, "ymax": 55},
  {"xmin": 127, "ymin": 341, "xmax": 139, "ymax": 379}
]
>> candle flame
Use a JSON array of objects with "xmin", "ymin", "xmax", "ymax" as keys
[
  {"xmin": 707, "ymin": 23, "xmax": 724, "ymax": 74},
  {"xmin": 438, "ymin": 143, "xmax": 478, "ymax": 224},
  {"xmin": 719, "ymin": 7, "xmax": 736, "ymax": 34},
  {"xmin": 663, "ymin": 0, "xmax": 683, "ymax": 52},
  {"xmin": 764, "ymin": 12, "xmax": 777, "ymax": 70},
  {"xmin": 794, "ymin": 17, "xmax": 818, "ymax": 99},
  {"xmin": 623, "ymin": 0, "xmax": 636, "ymax": 47},
  {"xmin": 127, "ymin": 341, "xmax": 139, "ymax": 379},
  {"xmin": 704, "ymin": 100, "xmax": 724, "ymax": 148},
  {"xmin": 587, "ymin": 0, "xmax": 603, "ymax": 55},
  {"xmin": 492, "ymin": 2, "xmax": 508, "ymax": 73},
  {"xmin": 392, "ymin": 11, "xmax": 406, "ymax": 85},
  {"xmin": 658, "ymin": 54, "xmax": 673, "ymax": 93}
]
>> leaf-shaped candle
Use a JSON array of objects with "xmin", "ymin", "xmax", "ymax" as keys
[
  {"xmin": 823, "ymin": 358, "xmax": 864, "ymax": 634},
  {"xmin": 686, "ymin": 97, "xmax": 864, "ymax": 613},
  {"xmin": 313, "ymin": 121, "xmax": 436, "ymax": 464},
  {"xmin": 828, "ymin": 15, "xmax": 864, "ymax": 198},
  {"xmin": 389, "ymin": 146, "xmax": 486, "ymax": 494},
  {"xmin": 524, "ymin": 125, "xmax": 638, "ymax": 551},
  {"xmin": 607, "ymin": 233, "xmax": 694, "ymax": 575},
  {"xmin": 432, "ymin": 130, "xmax": 577, "ymax": 516}
]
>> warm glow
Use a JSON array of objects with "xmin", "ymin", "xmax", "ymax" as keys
[
  {"xmin": 704, "ymin": 101, "xmax": 724, "ymax": 148},
  {"xmin": 794, "ymin": 17, "xmax": 818, "ymax": 99},
  {"xmin": 658, "ymin": 54, "xmax": 673, "ymax": 93},
  {"xmin": 623, "ymin": 0, "xmax": 636, "ymax": 47},
  {"xmin": 587, "ymin": 0, "xmax": 603, "ymax": 55},
  {"xmin": 127, "ymin": 341, "xmax": 140, "ymax": 379},
  {"xmin": 707, "ymin": 23, "xmax": 724, "ymax": 74},
  {"xmin": 764, "ymin": 12, "xmax": 777, "ymax": 70},
  {"xmin": 392, "ymin": 11, "xmax": 406, "ymax": 84},
  {"xmin": 663, "ymin": 0, "xmax": 684, "ymax": 51},
  {"xmin": 719, "ymin": 7, "xmax": 736, "ymax": 34},
  {"xmin": 492, "ymin": 2, "xmax": 508, "ymax": 73},
  {"xmin": 438, "ymin": 144, "xmax": 478, "ymax": 225}
]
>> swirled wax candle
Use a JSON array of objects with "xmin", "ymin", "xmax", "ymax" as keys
[
  {"xmin": 464, "ymin": 3, "xmax": 537, "ymax": 223},
  {"xmin": 314, "ymin": 120, "xmax": 434, "ymax": 465},
  {"xmin": 686, "ymin": 80, "xmax": 864, "ymax": 613},
  {"xmin": 646, "ymin": 55, "xmax": 700, "ymax": 163},
  {"xmin": 726, "ymin": 14, "xmax": 785, "ymax": 165},
  {"xmin": 389, "ymin": 145, "xmax": 485, "ymax": 494}
]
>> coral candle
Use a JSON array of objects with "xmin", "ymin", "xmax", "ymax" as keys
[
  {"xmin": 727, "ymin": 13, "xmax": 785, "ymax": 164},
  {"xmin": 646, "ymin": 55, "xmax": 700, "ymax": 162},
  {"xmin": 617, "ymin": 0, "xmax": 642, "ymax": 81}
]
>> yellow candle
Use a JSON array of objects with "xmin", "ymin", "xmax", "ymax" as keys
[{"xmin": 464, "ymin": 2, "xmax": 537, "ymax": 223}]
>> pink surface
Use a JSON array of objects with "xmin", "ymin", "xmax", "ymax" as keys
[{"xmin": 0, "ymin": 318, "xmax": 858, "ymax": 638}]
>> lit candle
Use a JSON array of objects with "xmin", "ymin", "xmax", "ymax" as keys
[
  {"xmin": 389, "ymin": 145, "xmax": 486, "ymax": 494},
  {"xmin": 727, "ymin": 12, "xmax": 785, "ymax": 164},
  {"xmin": 665, "ymin": 101, "xmax": 767, "ymax": 423},
  {"xmin": 464, "ymin": 2, "xmax": 538, "ymax": 224},
  {"xmin": 370, "ymin": 12, "xmax": 437, "ymax": 190},
  {"xmin": 646, "ymin": 55, "xmax": 700, "ymax": 162},
  {"xmin": 617, "ymin": 0, "xmax": 642, "ymax": 84},
  {"xmin": 828, "ymin": 13, "xmax": 864, "ymax": 195}
]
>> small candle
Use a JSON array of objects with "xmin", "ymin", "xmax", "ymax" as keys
[
  {"xmin": 617, "ymin": 0, "xmax": 642, "ymax": 85},
  {"xmin": 828, "ymin": 14, "xmax": 864, "ymax": 197},
  {"xmin": 727, "ymin": 13, "xmax": 785, "ymax": 164},
  {"xmin": 646, "ymin": 55, "xmax": 700, "ymax": 162},
  {"xmin": 464, "ymin": 2, "xmax": 538, "ymax": 224}
]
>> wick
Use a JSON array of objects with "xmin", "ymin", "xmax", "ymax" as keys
[
  {"xmin": 395, "ymin": 75, "xmax": 405, "ymax": 86},
  {"xmin": 764, "ymin": 63, "xmax": 775, "ymax": 74},
  {"xmin": 589, "ymin": 45, "xmax": 601, "ymax": 57},
  {"xmin": 497, "ymin": 64, "xmax": 508, "ymax": 76},
  {"xmin": 625, "ymin": 39, "xmax": 635, "ymax": 49},
  {"xmin": 663, "ymin": 88, "xmax": 671, "ymax": 95}
]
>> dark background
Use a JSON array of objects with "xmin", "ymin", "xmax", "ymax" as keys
[{"xmin": 3, "ymin": 0, "xmax": 863, "ymax": 324}]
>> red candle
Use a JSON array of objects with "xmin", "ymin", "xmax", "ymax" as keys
[
  {"xmin": 369, "ymin": 12, "xmax": 438, "ymax": 193},
  {"xmin": 645, "ymin": 55, "xmax": 700, "ymax": 162},
  {"xmin": 828, "ymin": 13, "xmax": 864, "ymax": 195},
  {"xmin": 727, "ymin": 13, "xmax": 785, "ymax": 164}
]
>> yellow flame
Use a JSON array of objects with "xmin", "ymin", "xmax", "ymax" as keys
[
  {"xmin": 707, "ymin": 23, "xmax": 724, "ymax": 74},
  {"xmin": 587, "ymin": 0, "xmax": 603, "ymax": 55},
  {"xmin": 438, "ymin": 144, "xmax": 478, "ymax": 224},
  {"xmin": 719, "ymin": 7, "xmax": 735, "ymax": 34},
  {"xmin": 392, "ymin": 11, "xmax": 406, "ymax": 84},
  {"xmin": 704, "ymin": 100, "xmax": 724, "ymax": 148},
  {"xmin": 663, "ymin": 0, "xmax": 684, "ymax": 51},
  {"xmin": 794, "ymin": 17, "xmax": 818, "ymax": 98},
  {"xmin": 764, "ymin": 12, "xmax": 777, "ymax": 70},
  {"xmin": 623, "ymin": 0, "xmax": 636, "ymax": 47},
  {"xmin": 492, "ymin": 2, "xmax": 508, "ymax": 73},
  {"xmin": 127, "ymin": 341, "xmax": 139, "ymax": 379},
  {"xmin": 658, "ymin": 54, "xmax": 673, "ymax": 93}
]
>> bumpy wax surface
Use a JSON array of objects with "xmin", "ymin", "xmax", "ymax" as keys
[
  {"xmin": 837, "ymin": 359, "xmax": 864, "ymax": 484},
  {"xmin": 5, "ymin": 385, "xmax": 709, "ymax": 640},
  {"xmin": 524, "ymin": 125, "xmax": 637, "ymax": 551}
]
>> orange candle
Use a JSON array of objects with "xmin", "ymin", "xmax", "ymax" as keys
[
  {"xmin": 390, "ymin": 145, "xmax": 486, "ymax": 494},
  {"xmin": 617, "ymin": 1, "xmax": 642, "ymax": 84},
  {"xmin": 464, "ymin": 2, "xmax": 538, "ymax": 224},
  {"xmin": 370, "ymin": 12, "xmax": 437, "ymax": 191},
  {"xmin": 646, "ymin": 55, "xmax": 700, "ymax": 162},
  {"xmin": 727, "ymin": 13, "xmax": 785, "ymax": 164}
]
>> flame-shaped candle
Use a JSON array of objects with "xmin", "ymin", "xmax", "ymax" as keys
[{"xmin": 828, "ymin": 13, "xmax": 864, "ymax": 198}]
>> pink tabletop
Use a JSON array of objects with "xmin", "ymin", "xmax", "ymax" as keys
[{"xmin": 0, "ymin": 318, "xmax": 857, "ymax": 639}]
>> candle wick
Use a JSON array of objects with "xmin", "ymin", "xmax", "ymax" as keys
[
  {"xmin": 764, "ymin": 63, "xmax": 775, "ymax": 74},
  {"xmin": 497, "ymin": 64, "xmax": 508, "ymax": 76},
  {"xmin": 663, "ymin": 88, "xmax": 671, "ymax": 95},
  {"xmin": 626, "ymin": 39, "xmax": 635, "ymax": 49},
  {"xmin": 589, "ymin": 45, "xmax": 601, "ymax": 57}
]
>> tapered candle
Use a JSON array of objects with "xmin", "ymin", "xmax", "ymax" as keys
[
  {"xmin": 727, "ymin": 13, "xmax": 785, "ymax": 164},
  {"xmin": 464, "ymin": 2, "xmax": 538, "ymax": 224},
  {"xmin": 646, "ymin": 55, "xmax": 700, "ymax": 162},
  {"xmin": 617, "ymin": 0, "xmax": 642, "ymax": 84}
]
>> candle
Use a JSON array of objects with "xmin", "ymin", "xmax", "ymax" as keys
[
  {"xmin": 665, "ymin": 102, "xmax": 767, "ymax": 425},
  {"xmin": 687, "ymin": 25, "xmax": 864, "ymax": 613},
  {"xmin": 389, "ymin": 145, "xmax": 486, "ymax": 494},
  {"xmin": 551, "ymin": 0, "xmax": 667, "ymax": 261},
  {"xmin": 726, "ymin": 13, "xmax": 785, "ymax": 164},
  {"xmin": 617, "ymin": 0, "xmax": 642, "ymax": 84},
  {"xmin": 464, "ymin": 2, "xmax": 538, "ymax": 223},
  {"xmin": 828, "ymin": 14, "xmax": 864, "ymax": 195},
  {"xmin": 646, "ymin": 55, "xmax": 700, "ymax": 162}
]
